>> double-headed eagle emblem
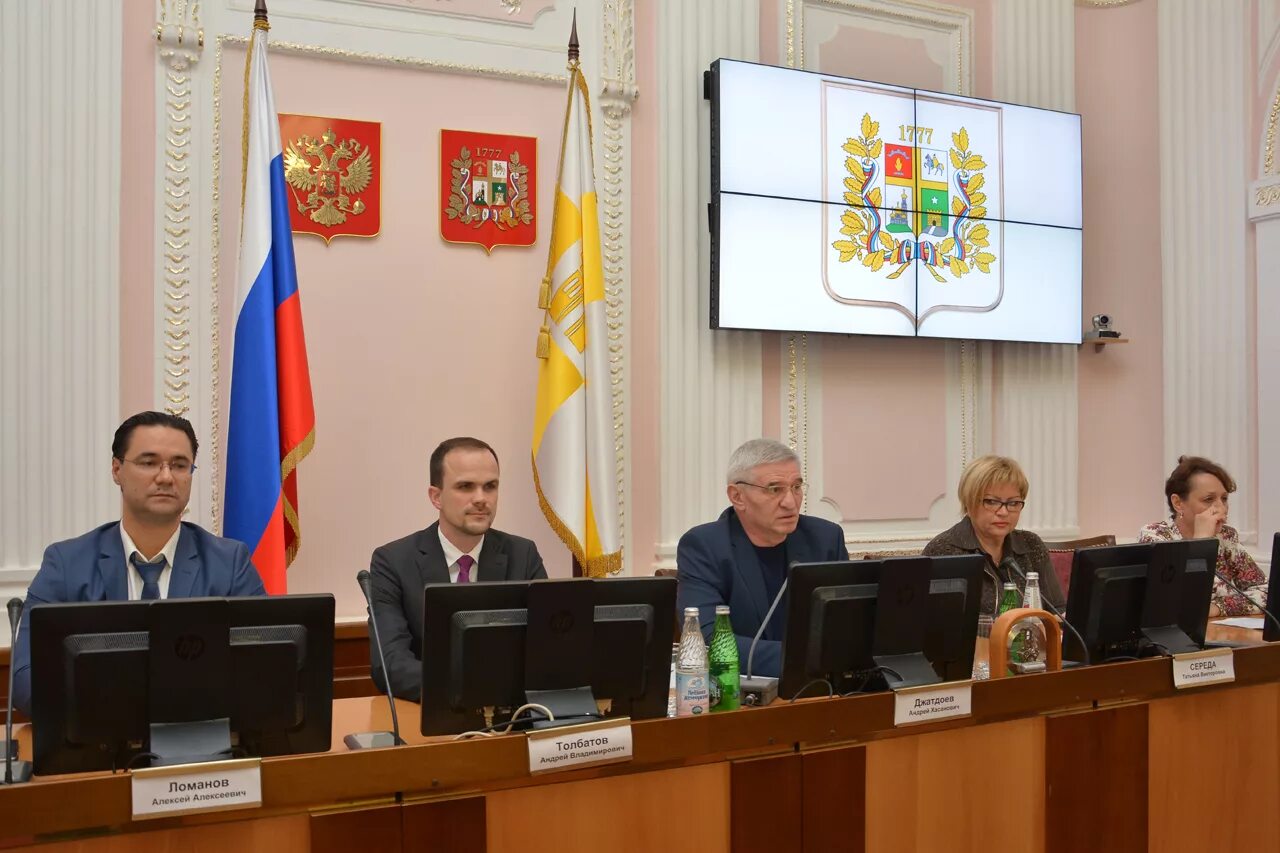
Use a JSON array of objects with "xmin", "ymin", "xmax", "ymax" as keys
[{"xmin": 283, "ymin": 128, "xmax": 373, "ymax": 227}]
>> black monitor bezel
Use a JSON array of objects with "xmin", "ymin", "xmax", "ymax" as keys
[
  {"xmin": 778, "ymin": 554, "xmax": 985, "ymax": 699},
  {"xmin": 419, "ymin": 577, "xmax": 676, "ymax": 736},
  {"xmin": 1065, "ymin": 540, "xmax": 1215, "ymax": 662},
  {"xmin": 29, "ymin": 594, "xmax": 335, "ymax": 775}
]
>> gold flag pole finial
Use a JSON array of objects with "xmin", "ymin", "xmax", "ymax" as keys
[
  {"xmin": 254, "ymin": 0, "xmax": 270, "ymax": 30},
  {"xmin": 567, "ymin": 8, "xmax": 579, "ymax": 65}
]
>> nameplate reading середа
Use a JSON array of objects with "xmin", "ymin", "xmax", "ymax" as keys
[{"xmin": 1171, "ymin": 647, "xmax": 1236, "ymax": 689}]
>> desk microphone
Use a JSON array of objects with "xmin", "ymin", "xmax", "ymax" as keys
[
  {"xmin": 740, "ymin": 578, "xmax": 787, "ymax": 707},
  {"xmin": 343, "ymin": 571, "xmax": 403, "ymax": 750},
  {"xmin": 4, "ymin": 598, "xmax": 32, "ymax": 785},
  {"xmin": 1003, "ymin": 557, "xmax": 1091, "ymax": 666},
  {"xmin": 1212, "ymin": 569, "xmax": 1280, "ymax": 637}
]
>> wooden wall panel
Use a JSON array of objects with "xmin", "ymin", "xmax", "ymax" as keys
[
  {"xmin": 730, "ymin": 752, "xmax": 803, "ymax": 853},
  {"xmin": 310, "ymin": 805, "xmax": 401, "ymax": 853},
  {"xmin": 1044, "ymin": 705, "xmax": 1147, "ymax": 853},
  {"xmin": 485, "ymin": 763, "xmax": 729, "ymax": 853},
  {"xmin": 6, "ymin": 815, "xmax": 309, "ymax": 853},
  {"xmin": 865, "ymin": 718, "xmax": 1045, "ymax": 853},
  {"xmin": 402, "ymin": 796, "xmax": 486, "ymax": 853},
  {"xmin": 802, "ymin": 745, "xmax": 866, "ymax": 853},
  {"xmin": 1148, "ymin": 683, "xmax": 1280, "ymax": 853}
]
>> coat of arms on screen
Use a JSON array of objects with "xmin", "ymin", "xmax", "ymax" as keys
[
  {"xmin": 279, "ymin": 114, "xmax": 381, "ymax": 244},
  {"xmin": 832, "ymin": 114, "xmax": 996, "ymax": 283},
  {"xmin": 440, "ymin": 129, "xmax": 536, "ymax": 253}
]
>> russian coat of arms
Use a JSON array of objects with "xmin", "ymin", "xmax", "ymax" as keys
[
  {"xmin": 440, "ymin": 129, "xmax": 537, "ymax": 253},
  {"xmin": 279, "ymin": 114, "xmax": 381, "ymax": 243}
]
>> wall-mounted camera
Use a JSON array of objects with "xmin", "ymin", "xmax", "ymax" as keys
[{"xmin": 1084, "ymin": 313, "xmax": 1121, "ymax": 341}]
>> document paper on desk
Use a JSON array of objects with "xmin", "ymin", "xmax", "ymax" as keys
[{"xmin": 1215, "ymin": 617, "xmax": 1265, "ymax": 629}]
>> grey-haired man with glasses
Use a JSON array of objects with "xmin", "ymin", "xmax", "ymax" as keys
[
  {"xmin": 10, "ymin": 411, "xmax": 265, "ymax": 714},
  {"xmin": 675, "ymin": 438, "xmax": 848, "ymax": 679}
]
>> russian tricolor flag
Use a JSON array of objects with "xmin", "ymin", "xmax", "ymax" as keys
[{"xmin": 225, "ymin": 10, "xmax": 315, "ymax": 595}]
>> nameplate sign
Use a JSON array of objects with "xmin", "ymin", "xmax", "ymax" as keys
[
  {"xmin": 131, "ymin": 758, "xmax": 263, "ymax": 820},
  {"xmin": 527, "ymin": 717, "xmax": 633, "ymax": 775},
  {"xmin": 1171, "ymin": 647, "xmax": 1236, "ymax": 689},
  {"xmin": 893, "ymin": 680, "xmax": 973, "ymax": 727}
]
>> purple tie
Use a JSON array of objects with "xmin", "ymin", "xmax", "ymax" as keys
[{"xmin": 457, "ymin": 554, "xmax": 474, "ymax": 584}]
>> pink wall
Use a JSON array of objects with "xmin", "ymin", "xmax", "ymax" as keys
[
  {"xmin": 119, "ymin": 5, "xmax": 155, "ymax": 418},
  {"xmin": 1075, "ymin": 0, "xmax": 1165, "ymax": 538},
  {"xmin": 217, "ymin": 48, "xmax": 574, "ymax": 618}
]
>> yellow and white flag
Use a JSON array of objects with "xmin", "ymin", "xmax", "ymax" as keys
[{"xmin": 532, "ymin": 63, "xmax": 621, "ymax": 577}]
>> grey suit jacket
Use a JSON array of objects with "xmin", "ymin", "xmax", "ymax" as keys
[{"xmin": 367, "ymin": 522, "xmax": 547, "ymax": 700}]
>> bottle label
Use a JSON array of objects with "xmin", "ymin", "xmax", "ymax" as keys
[
  {"xmin": 676, "ymin": 672, "xmax": 709, "ymax": 716},
  {"xmin": 709, "ymin": 662, "xmax": 740, "ymax": 712}
]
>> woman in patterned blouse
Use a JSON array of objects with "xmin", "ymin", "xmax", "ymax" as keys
[{"xmin": 1138, "ymin": 455, "xmax": 1266, "ymax": 617}]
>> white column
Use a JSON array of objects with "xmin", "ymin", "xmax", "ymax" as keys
[
  {"xmin": 598, "ymin": 0, "xmax": 639, "ymax": 571},
  {"xmin": 1251, "ymin": 172, "xmax": 1280, "ymax": 545},
  {"xmin": 992, "ymin": 0, "xmax": 1079, "ymax": 537},
  {"xmin": 656, "ymin": 0, "xmax": 762, "ymax": 564},
  {"xmin": 0, "ymin": 1, "xmax": 123, "ymax": 612},
  {"xmin": 1159, "ymin": 2, "xmax": 1252, "ymax": 538}
]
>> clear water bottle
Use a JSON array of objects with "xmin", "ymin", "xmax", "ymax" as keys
[
  {"xmin": 675, "ymin": 607, "xmax": 710, "ymax": 716},
  {"xmin": 709, "ymin": 605, "xmax": 740, "ymax": 712},
  {"xmin": 1009, "ymin": 572, "xmax": 1047, "ymax": 674}
]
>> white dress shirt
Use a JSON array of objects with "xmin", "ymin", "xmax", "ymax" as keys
[
  {"xmin": 120, "ymin": 523, "xmax": 181, "ymax": 600},
  {"xmin": 438, "ymin": 527, "xmax": 485, "ymax": 583}
]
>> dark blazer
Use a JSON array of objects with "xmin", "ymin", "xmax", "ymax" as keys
[
  {"xmin": 922, "ymin": 516, "xmax": 1065, "ymax": 614},
  {"xmin": 368, "ymin": 522, "xmax": 547, "ymax": 701},
  {"xmin": 12, "ymin": 521, "xmax": 265, "ymax": 715},
  {"xmin": 676, "ymin": 507, "xmax": 849, "ymax": 679}
]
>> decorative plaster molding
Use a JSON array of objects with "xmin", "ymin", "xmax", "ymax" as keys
[
  {"xmin": 156, "ymin": 0, "xmax": 203, "ymax": 421},
  {"xmin": 598, "ymin": 0, "xmax": 638, "ymax": 569},
  {"xmin": 789, "ymin": 0, "xmax": 974, "ymax": 93},
  {"xmin": 1252, "ymin": 179, "xmax": 1280, "ymax": 219}
]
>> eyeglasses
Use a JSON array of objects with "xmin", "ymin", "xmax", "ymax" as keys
[
  {"xmin": 735, "ymin": 480, "xmax": 805, "ymax": 499},
  {"xmin": 121, "ymin": 457, "xmax": 197, "ymax": 477},
  {"xmin": 981, "ymin": 497, "xmax": 1025, "ymax": 512}
]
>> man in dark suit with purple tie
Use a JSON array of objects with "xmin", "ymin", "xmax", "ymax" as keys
[{"xmin": 368, "ymin": 437, "xmax": 547, "ymax": 701}]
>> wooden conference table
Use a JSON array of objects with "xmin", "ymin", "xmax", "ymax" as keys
[{"xmin": 2, "ymin": 624, "xmax": 1277, "ymax": 853}]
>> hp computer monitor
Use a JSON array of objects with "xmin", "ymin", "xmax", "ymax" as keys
[
  {"xmin": 1065, "ymin": 539, "xmax": 1215, "ymax": 662},
  {"xmin": 420, "ymin": 577, "xmax": 676, "ymax": 736},
  {"xmin": 778, "ymin": 554, "xmax": 985, "ymax": 700},
  {"xmin": 30, "ymin": 594, "xmax": 334, "ymax": 775}
]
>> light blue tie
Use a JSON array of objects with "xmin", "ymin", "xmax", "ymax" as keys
[{"xmin": 131, "ymin": 553, "xmax": 167, "ymax": 601}]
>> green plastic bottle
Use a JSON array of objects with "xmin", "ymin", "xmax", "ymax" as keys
[{"xmin": 709, "ymin": 605, "xmax": 740, "ymax": 712}]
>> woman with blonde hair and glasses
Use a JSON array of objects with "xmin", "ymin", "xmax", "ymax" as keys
[
  {"xmin": 1138, "ymin": 455, "xmax": 1265, "ymax": 617},
  {"xmin": 923, "ymin": 455, "xmax": 1065, "ymax": 616}
]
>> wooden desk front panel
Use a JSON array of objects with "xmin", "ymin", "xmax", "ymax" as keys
[{"xmin": 1147, "ymin": 682, "xmax": 1280, "ymax": 853}]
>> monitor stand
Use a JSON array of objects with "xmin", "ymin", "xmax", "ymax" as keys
[
  {"xmin": 1140, "ymin": 541, "xmax": 1201, "ymax": 656},
  {"xmin": 1140, "ymin": 625, "xmax": 1200, "ymax": 656},
  {"xmin": 524, "ymin": 686, "xmax": 600, "ymax": 730},
  {"xmin": 523, "ymin": 580, "xmax": 601, "ymax": 729},
  {"xmin": 149, "ymin": 718, "xmax": 233, "ymax": 767},
  {"xmin": 872, "ymin": 652, "xmax": 944, "ymax": 690},
  {"xmin": 871, "ymin": 558, "xmax": 942, "ymax": 689}
]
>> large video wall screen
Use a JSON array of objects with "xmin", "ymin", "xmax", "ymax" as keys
[{"xmin": 710, "ymin": 59, "xmax": 1083, "ymax": 344}]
